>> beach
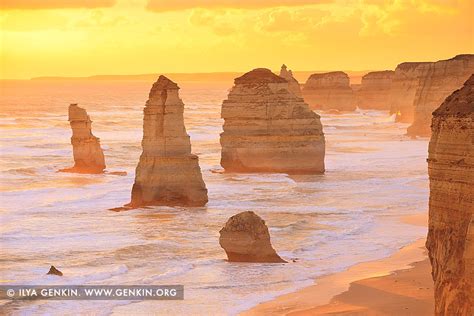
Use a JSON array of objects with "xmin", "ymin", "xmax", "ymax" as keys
[{"xmin": 244, "ymin": 213, "xmax": 434, "ymax": 315}]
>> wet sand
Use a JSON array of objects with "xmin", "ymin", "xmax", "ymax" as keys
[{"xmin": 243, "ymin": 214, "xmax": 433, "ymax": 316}]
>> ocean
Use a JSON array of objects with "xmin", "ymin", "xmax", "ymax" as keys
[{"xmin": 0, "ymin": 79, "xmax": 428, "ymax": 315}]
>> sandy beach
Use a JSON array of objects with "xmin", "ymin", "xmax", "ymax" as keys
[{"xmin": 243, "ymin": 213, "xmax": 434, "ymax": 316}]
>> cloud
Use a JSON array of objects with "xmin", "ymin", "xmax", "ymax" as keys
[
  {"xmin": 147, "ymin": 0, "xmax": 331, "ymax": 12},
  {"xmin": 0, "ymin": 0, "xmax": 116, "ymax": 10}
]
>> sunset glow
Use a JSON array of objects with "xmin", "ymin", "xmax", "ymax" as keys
[{"xmin": 1, "ymin": 0, "xmax": 473, "ymax": 79}]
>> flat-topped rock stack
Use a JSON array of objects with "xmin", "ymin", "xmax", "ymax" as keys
[
  {"xmin": 220, "ymin": 68, "xmax": 325, "ymax": 174},
  {"xmin": 279, "ymin": 64, "xmax": 302, "ymax": 97},
  {"xmin": 302, "ymin": 71, "xmax": 356, "ymax": 111},
  {"xmin": 407, "ymin": 54, "xmax": 474, "ymax": 137},
  {"xmin": 389, "ymin": 62, "xmax": 430, "ymax": 123},
  {"xmin": 128, "ymin": 75, "xmax": 208, "ymax": 207},
  {"xmin": 426, "ymin": 75, "xmax": 474, "ymax": 315},
  {"xmin": 356, "ymin": 70, "xmax": 394, "ymax": 110},
  {"xmin": 60, "ymin": 104, "xmax": 106, "ymax": 174}
]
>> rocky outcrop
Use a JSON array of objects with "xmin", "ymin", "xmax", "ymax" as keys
[
  {"xmin": 47, "ymin": 265, "xmax": 63, "ymax": 276},
  {"xmin": 356, "ymin": 70, "xmax": 394, "ymax": 110},
  {"xmin": 279, "ymin": 64, "xmax": 302, "ymax": 97},
  {"xmin": 60, "ymin": 104, "xmax": 106, "ymax": 174},
  {"xmin": 220, "ymin": 68, "xmax": 325, "ymax": 174},
  {"xmin": 302, "ymin": 71, "xmax": 356, "ymax": 111},
  {"xmin": 128, "ymin": 75, "xmax": 208, "ymax": 207},
  {"xmin": 389, "ymin": 62, "xmax": 430, "ymax": 123},
  {"xmin": 407, "ymin": 54, "xmax": 474, "ymax": 136},
  {"xmin": 219, "ymin": 211, "xmax": 286, "ymax": 263},
  {"xmin": 426, "ymin": 75, "xmax": 474, "ymax": 315}
]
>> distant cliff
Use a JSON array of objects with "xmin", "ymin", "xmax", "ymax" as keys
[{"xmin": 356, "ymin": 70, "xmax": 394, "ymax": 110}]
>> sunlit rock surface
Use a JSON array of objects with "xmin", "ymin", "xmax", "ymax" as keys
[
  {"xmin": 302, "ymin": 71, "xmax": 356, "ymax": 111},
  {"xmin": 426, "ymin": 75, "xmax": 474, "ymax": 315},
  {"xmin": 128, "ymin": 75, "xmax": 208, "ymax": 207},
  {"xmin": 219, "ymin": 211, "xmax": 286, "ymax": 263},
  {"xmin": 279, "ymin": 64, "xmax": 302, "ymax": 98},
  {"xmin": 356, "ymin": 70, "xmax": 394, "ymax": 110},
  {"xmin": 220, "ymin": 68, "xmax": 325, "ymax": 174},
  {"xmin": 408, "ymin": 54, "xmax": 474, "ymax": 137},
  {"xmin": 60, "ymin": 104, "xmax": 106, "ymax": 174}
]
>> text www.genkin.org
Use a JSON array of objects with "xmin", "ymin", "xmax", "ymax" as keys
[{"xmin": 0, "ymin": 285, "xmax": 184, "ymax": 300}]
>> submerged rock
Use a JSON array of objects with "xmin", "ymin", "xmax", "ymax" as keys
[
  {"xmin": 60, "ymin": 104, "xmax": 106, "ymax": 174},
  {"xmin": 219, "ymin": 211, "xmax": 286, "ymax": 263},
  {"xmin": 127, "ymin": 75, "xmax": 208, "ymax": 207},
  {"xmin": 46, "ymin": 265, "xmax": 63, "ymax": 276},
  {"xmin": 407, "ymin": 54, "xmax": 474, "ymax": 137},
  {"xmin": 220, "ymin": 68, "xmax": 325, "ymax": 174},
  {"xmin": 356, "ymin": 70, "xmax": 394, "ymax": 110},
  {"xmin": 426, "ymin": 75, "xmax": 474, "ymax": 315},
  {"xmin": 302, "ymin": 71, "xmax": 356, "ymax": 111},
  {"xmin": 279, "ymin": 64, "xmax": 302, "ymax": 97}
]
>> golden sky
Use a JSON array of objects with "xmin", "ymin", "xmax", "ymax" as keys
[{"xmin": 1, "ymin": 0, "xmax": 473, "ymax": 79}]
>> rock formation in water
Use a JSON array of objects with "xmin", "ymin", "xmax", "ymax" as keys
[
  {"xmin": 60, "ymin": 104, "xmax": 106, "ymax": 174},
  {"xmin": 128, "ymin": 75, "xmax": 208, "ymax": 207},
  {"xmin": 389, "ymin": 62, "xmax": 430, "ymax": 123},
  {"xmin": 302, "ymin": 71, "xmax": 356, "ymax": 111},
  {"xmin": 407, "ymin": 54, "xmax": 474, "ymax": 137},
  {"xmin": 47, "ymin": 265, "xmax": 63, "ymax": 276},
  {"xmin": 426, "ymin": 75, "xmax": 474, "ymax": 315},
  {"xmin": 356, "ymin": 70, "xmax": 394, "ymax": 110},
  {"xmin": 220, "ymin": 68, "xmax": 325, "ymax": 174},
  {"xmin": 219, "ymin": 211, "xmax": 286, "ymax": 263},
  {"xmin": 279, "ymin": 64, "xmax": 302, "ymax": 97}
]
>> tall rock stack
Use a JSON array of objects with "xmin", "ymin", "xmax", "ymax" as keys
[
  {"xmin": 302, "ymin": 71, "xmax": 356, "ymax": 111},
  {"xmin": 279, "ymin": 64, "xmax": 302, "ymax": 97},
  {"xmin": 407, "ymin": 54, "xmax": 474, "ymax": 137},
  {"xmin": 128, "ymin": 75, "xmax": 208, "ymax": 207},
  {"xmin": 61, "ymin": 104, "xmax": 106, "ymax": 174},
  {"xmin": 389, "ymin": 62, "xmax": 430, "ymax": 123},
  {"xmin": 356, "ymin": 70, "xmax": 394, "ymax": 110},
  {"xmin": 426, "ymin": 75, "xmax": 474, "ymax": 315},
  {"xmin": 220, "ymin": 68, "xmax": 325, "ymax": 174}
]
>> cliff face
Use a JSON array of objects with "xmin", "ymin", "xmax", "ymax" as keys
[
  {"xmin": 219, "ymin": 211, "xmax": 286, "ymax": 263},
  {"xmin": 302, "ymin": 71, "xmax": 356, "ymax": 111},
  {"xmin": 61, "ymin": 104, "xmax": 106, "ymax": 174},
  {"xmin": 408, "ymin": 54, "xmax": 474, "ymax": 137},
  {"xmin": 356, "ymin": 70, "xmax": 394, "ymax": 110},
  {"xmin": 389, "ymin": 62, "xmax": 431, "ymax": 123},
  {"xmin": 279, "ymin": 64, "xmax": 302, "ymax": 97},
  {"xmin": 220, "ymin": 68, "xmax": 325, "ymax": 174},
  {"xmin": 426, "ymin": 75, "xmax": 474, "ymax": 315},
  {"xmin": 128, "ymin": 75, "xmax": 208, "ymax": 207}
]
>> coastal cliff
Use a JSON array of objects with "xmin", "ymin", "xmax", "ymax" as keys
[
  {"xmin": 302, "ymin": 71, "xmax": 356, "ymax": 111},
  {"xmin": 408, "ymin": 54, "xmax": 474, "ymax": 137},
  {"xmin": 426, "ymin": 75, "xmax": 474, "ymax": 315},
  {"xmin": 220, "ymin": 68, "xmax": 325, "ymax": 174},
  {"xmin": 60, "ymin": 104, "xmax": 106, "ymax": 174},
  {"xmin": 128, "ymin": 75, "xmax": 208, "ymax": 207},
  {"xmin": 356, "ymin": 70, "xmax": 394, "ymax": 110}
]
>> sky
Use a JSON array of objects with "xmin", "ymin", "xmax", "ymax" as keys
[{"xmin": 0, "ymin": 0, "xmax": 473, "ymax": 79}]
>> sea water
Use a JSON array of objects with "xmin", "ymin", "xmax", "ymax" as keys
[{"xmin": 0, "ymin": 80, "xmax": 428, "ymax": 315}]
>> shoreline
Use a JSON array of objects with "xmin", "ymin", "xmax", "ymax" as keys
[{"xmin": 242, "ymin": 213, "xmax": 433, "ymax": 315}]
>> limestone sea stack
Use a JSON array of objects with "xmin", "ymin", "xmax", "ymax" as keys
[
  {"xmin": 356, "ymin": 70, "xmax": 394, "ymax": 110},
  {"xmin": 407, "ymin": 54, "xmax": 474, "ymax": 137},
  {"xmin": 279, "ymin": 64, "xmax": 302, "ymax": 97},
  {"xmin": 128, "ymin": 76, "xmax": 208, "ymax": 207},
  {"xmin": 302, "ymin": 71, "xmax": 356, "ymax": 111},
  {"xmin": 426, "ymin": 75, "xmax": 474, "ymax": 315},
  {"xmin": 220, "ymin": 68, "xmax": 325, "ymax": 174},
  {"xmin": 219, "ymin": 211, "xmax": 286, "ymax": 263},
  {"xmin": 389, "ymin": 62, "xmax": 430, "ymax": 123},
  {"xmin": 60, "ymin": 104, "xmax": 106, "ymax": 174}
]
